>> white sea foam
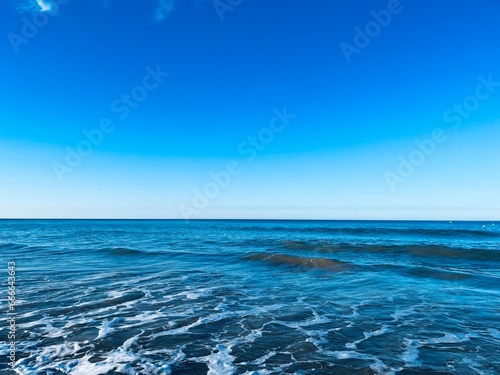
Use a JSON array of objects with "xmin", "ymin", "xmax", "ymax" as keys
[
  {"xmin": 67, "ymin": 345, "xmax": 142, "ymax": 375},
  {"xmin": 165, "ymin": 287, "xmax": 215, "ymax": 301},
  {"xmin": 59, "ymin": 316, "xmax": 96, "ymax": 334},
  {"xmin": 15, "ymin": 333, "xmax": 177, "ymax": 375},
  {"xmin": 151, "ymin": 311, "xmax": 236, "ymax": 338},
  {"xmin": 248, "ymin": 350, "xmax": 276, "ymax": 365},
  {"xmin": 184, "ymin": 292, "xmax": 201, "ymax": 299},
  {"xmin": 272, "ymin": 309, "xmax": 331, "ymax": 329},
  {"xmin": 38, "ymin": 342, "xmax": 83, "ymax": 360},
  {"xmin": 66, "ymin": 354, "xmax": 118, "ymax": 375},
  {"xmin": 390, "ymin": 307, "xmax": 414, "ymax": 322},
  {"xmin": 108, "ymin": 290, "xmax": 128, "ymax": 299},
  {"xmin": 345, "ymin": 325, "xmax": 393, "ymax": 349},
  {"xmin": 462, "ymin": 358, "xmax": 495, "ymax": 375},
  {"xmin": 205, "ymin": 344, "xmax": 236, "ymax": 375},
  {"xmin": 182, "ymin": 286, "xmax": 215, "ymax": 300},
  {"xmin": 245, "ymin": 303, "xmax": 286, "ymax": 316},
  {"xmin": 348, "ymin": 305, "xmax": 360, "ymax": 318},
  {"xmin": 69, "ymin": 302, "xmax": 117, "ymax": 317},
  {"xmin": 324, "ymin": 350, "xmax": 397, "ymax": 375},
  {"xmin": 95, "ymin": 318, "xmax": 122, "ymax": 340},
  {"xmin": 125, "ymin": 310, "xmax": 165, "ymax": 323},
  {"xmin": 422, "ymin": 332, "xmax": 473, "ymax": 345},
  {"xmin": 167, "ymin": 307, "xmax": 197, "ymax": 317},
  {"xmin": 122, "ymin": 331, "xmax": 142, "ymax": 350},
  {"xmin": 303, "ymin": 329, "xmax": 329, "ymax": 346},
  {"xmin": 229, "ymin": 329, "xmax": 263, "ymax": 349},
  {"xmin": 398, "ymin": 339, "xmax": 421, "ymax": 367},
  {"xmin": 140, "ymin": 288, "xmax": 154, "ymax": 298},
  {"xmin": 19, "ymin": 318, "xmax": 70, "ymax": 339},
  {"xmin": 370, "ymin": 359, "xmax": 398, "ymax": 375},
  {"xmin": 327, "ymin": 350, "xmax": 371, "ymax": 360},
  {"xmin": 192, "ymin": 329, "xmax": 265, "ymax": 372}
]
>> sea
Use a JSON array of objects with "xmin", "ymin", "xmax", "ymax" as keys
[{"xmin": 0, "ymin": 219, "xmax": 499, "ymax": 375}]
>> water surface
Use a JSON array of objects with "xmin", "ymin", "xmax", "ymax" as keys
[{"xmin": 0, "ymin": 220, "xmax": 499, "ymax": 374}]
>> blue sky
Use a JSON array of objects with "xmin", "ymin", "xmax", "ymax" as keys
[{"xmin": 1, "ymin": 0, "xmax": 500, "ymax": 219}]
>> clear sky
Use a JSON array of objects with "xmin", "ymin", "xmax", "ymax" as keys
[{"xmin": 1, "ymin": 0, "xmax": 499, "ymax": 219}]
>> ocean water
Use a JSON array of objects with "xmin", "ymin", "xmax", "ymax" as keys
[{"xmin": 0, "ymin": 219, "xmax": 499, "ymax": 375}]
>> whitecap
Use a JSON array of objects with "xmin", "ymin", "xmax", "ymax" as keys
[{"xmin": 95, "ymin": 317, "xmax": 122, "ymax": 340}]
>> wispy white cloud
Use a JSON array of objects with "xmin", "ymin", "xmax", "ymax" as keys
[
  {"xmin": 13, "ymin": 0, "xmax": 207, "ymax": 20},
  {"xmin": 15, "ymin": 0, "xmax": 55, "ymax": 13},
  {"xmin": 155, "ymin": 0, "xmax": 176, "ymax": 23},
  {"xmin": 36, "ymin": 0, "xmax": 52, "ymax": 12}
]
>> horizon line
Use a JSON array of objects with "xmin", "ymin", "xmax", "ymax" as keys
[{"xmin": 0, "ymin": 218, "xmax": 498, "ymax": 222}]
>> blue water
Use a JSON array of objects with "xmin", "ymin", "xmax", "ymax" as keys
[{"xmin": 0, "ymin": 220, "xmax": 499, "ymax": 374}]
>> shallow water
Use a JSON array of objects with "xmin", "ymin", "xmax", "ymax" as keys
[{"xmin": 0, "ymin": 220, "xmax": 499, "ymax": 374}]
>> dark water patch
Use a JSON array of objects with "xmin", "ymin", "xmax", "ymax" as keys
[
  {"xmin": 256, "ymin": 324, "xmax": 309, "ymax": 350},
  {"xmin": 202, "ymin": 240, "xmax": 219, "ymax": 245},
  {"xmin": 404, "ymin": 244, "xmax": 500, "ymax": 261},
  {"xmin": 101, "ymin": 247, "xmax": 146, "ymax": 256},
  {"xmin": 227, "ymin": 224, "xmax": 500, "ymax": 239},
  {"xmin": 278, "ymin": 241, "xmax": 500, "ymax": 262},
  {"xmin": 169, "ymin": 362, "xmax": 209, "ymax": 375},
  {"xmin": 62, "ymin": 325, "xmax": 98, "ymax": 342},
  {"xmin": 0, "ymin": 242, "xmax": 29, "ymax": 250},
  {"xmin": 245, "ymin": 253, "xmax": 350, "ymax": 271},
  {"xmin": 310, "ymin": 226, "xmax": 500, "ymax": 239},
  {"xmin": 280, "ymin": 240, "xmax": 342, "ymax": 253},
  {"xmin": 101, "ymin": 290, "xmax": 147, "ymax": 306},
  {"xmin": 369, "ymin": 264, "xmax": 473, "ymax": 282},
  {"xmin": 398, "ymin": 370, "xmax": 455, "ymax": 375},
  {"xmin": 286, "ymin": 356, "xmax": 329, "ymax": 369},
  {"xmin": 60, "ymin": 290, "xmax": 147, "ymax": 315},
  {"xmin": 94, "ymin": 247, "xmax": 181, "ymax": 261},
  {"xmin": 282, "ymin": 240, "xmax": 319, "ymax": 250},
  {"xmin": 101, "ymin": 271, "xmax": 142, "ymax": 280},
  {"xmin": 405, "ymin": 267, "xmax": 471, "ymax": 281}
]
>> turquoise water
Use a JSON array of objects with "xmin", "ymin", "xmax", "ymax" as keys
[{"xmin": 0, "ymin": 220, "xmax": 499, "ymax": 374}]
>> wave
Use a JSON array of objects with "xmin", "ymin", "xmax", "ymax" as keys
[
  {"xmin": 278, "ymin": 241, "xmax": 500, "ymax": 261},
  {"xmin": 245, "ymin": 253, "xmax": 351, "ymax": 271},
  {"xmin": 0, "ymin": 243, "xmax": 54, "ymax": 254},
  {"xmin": 0, "ymin": 242, "xmax": 29, "ymax": 250},
  {"xmin": 229, "ymin": 225, "xmax": 500, "ymax": 238},
  {"xmin": 307, "ymin": 226, "xmax": 500, "ymax": 238},
  {"xmin": 245, "ymin": 251, "xmax": 485, "ymax": 281},
  {"xmin": 102, "ymin": 247, "xmax": 146, "ymax": 256},
  {"xmin": 404, "ymin": 266, "xmax": 472, "ymax": 281},
  {"xmin": 371, "ymin": 264, "xmax": 473, "ymax": 281}
]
